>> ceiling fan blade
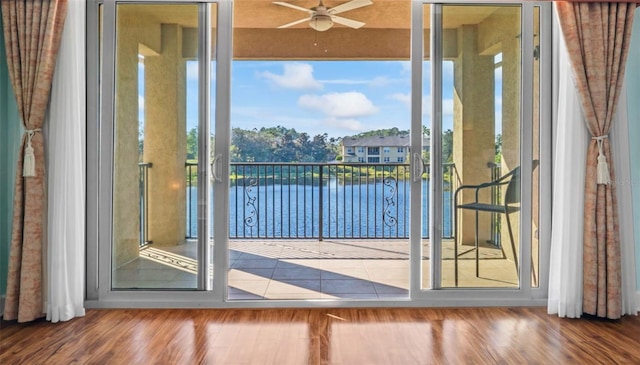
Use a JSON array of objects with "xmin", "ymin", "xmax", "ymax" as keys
[
  {"xmin": 273, "ymin": 2, "xmax": 313, "ymax": 13},
  {"xmin": 329, "ymin": 0, "xmax": 373, "ymax": 15},
  {"xmin": 331, "ymin": 15, "xmax": 365, "ymax": 29},
  {"xmin": 277, "ymin": 17, "xmax": 310, "ymax": 29}
]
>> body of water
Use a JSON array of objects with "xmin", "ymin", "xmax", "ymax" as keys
[{"xmin": 186, "ymin": 181, "xmax": 453, "ymax": 239}]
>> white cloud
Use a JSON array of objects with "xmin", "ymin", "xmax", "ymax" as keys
[
  {"xmin": 443, "ymin": 60, "xmax": 454, "ymax": 79},
  {"xmin": 186, "ymin": 61, "xmax": 199, "ymax": 81},
  {"xmin": 422, "ymin": 97, "xmax": 431, "ymax": 117},
  {"xmin": 321, "ymin": 79, "xmax": 369, "ymax": 86},
  {"xmin": 138, "ymin": 96, "xmax": 144, "ymax": 114},
  {"xmin": 258, "ymin": 63, "xmax": 323, "ymax": 90},
  {"xmin": 398, "ymin": 60, "xmax": 411, "ymax": 73},
  {"xmin": 298, "ymin": 91, "xmax": 379, "ymax": 118},
  {"xmin": 494, "ymin": 66, "xmax": 503, "ymax": 84},
  {"xmin": 443, "ymin": 98, "xmax": 454, "ymax": 116},
  {"xmin": 369, "ymin": 76, "xmax": 393, "ymax": 87},
  {"xmin": 186, "ymin": 61, "xmax": 216, "ymax": 82},
  {"xmin": 389, "ymin": 92, "xmax": 411, "ymax": 107},
  {"xmin": 421, "ymin": 95, "xmax": 454, "ymax": 118},
  {"xmin": 320, "ymin": 75, "xmax": 399, "ymax": 88},
  {"xmin": 386, "ymin": 93, "xmax": 453, "ymax": 120},
  {"xmin": 324, "ymin": 117, "xmax": 366, "ymax": 132}
]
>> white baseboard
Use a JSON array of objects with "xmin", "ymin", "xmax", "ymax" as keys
[{"xmin": 637, "ymin": 291, "xmax": 640, "ymax": 313}]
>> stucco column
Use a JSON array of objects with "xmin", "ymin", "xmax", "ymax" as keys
[
  {"xmin": 499, "ymin": 27, "xmax": 522, "ymax": 265},
  {"xmin": 453, "ymin": 24, "xmax": 495, "ymax": 246},
  {"xmin": 144, "ymin": 24, "xmax": 187, "ymax": 246},
  {"xmin": 112, "ymin": 8, "xmax": 162, "ymax": 268},
  {"xmin": 113, "ymin": 15, "xmax": 143, "ymax": 268}
]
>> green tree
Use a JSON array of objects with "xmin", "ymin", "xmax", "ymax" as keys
[
  {"xmin": 349, "ymin": 127, "xmax": 409, "ymax": 139},
  {"xmin": 229, "ymin": 126, "xmax": 341, "ymax": 163},
  {"xmin": 495, "ymin": 133, "xmax": 502, "ymax": 164},
  {"xmin": 442, "ymin": 129, "xmax": 454, "ymax": 163},
  {"xmin": 231, "ymin": 128, "xmax": 269, "ymax": 162},
  {"xmin": 186, "ymin": 127, "xmax": 198, "ymax": 160},
  {"xmin": 275, "ymin": 130, "xmax": 298, "ymax": 161},
  {"xmin": 309, "ymin": 133, "xmax": 332, "ymax": 162},
  {"xmin": 138, "ymin": 120, "xmax": 144, "ymax": 161}
]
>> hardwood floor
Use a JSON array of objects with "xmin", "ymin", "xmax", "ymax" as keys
[{"xmin": 2, "ymin": 307, "xmax": 640, "ymax": 364}]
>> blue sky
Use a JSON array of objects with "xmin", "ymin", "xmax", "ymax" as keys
[
  {"xmin": 141, "ymin": 59, "xmax": 501, "ymax": 139},
  {"xmin": 228, "ymin": 60, "xmax": 413, "ymax": 138},
  {"xmin": 185, "ymin": 60, "xmax": 457, "ymax": 139}
]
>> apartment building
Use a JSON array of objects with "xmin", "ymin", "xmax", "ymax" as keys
[{"xmin": 341, "ymin": 135, "xmax": 430, "ymax": 163}]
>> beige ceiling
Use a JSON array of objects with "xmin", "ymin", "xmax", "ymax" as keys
[
  {"xmin": 121, "ymin": 1, "xmax": 499, "ymax": 30},
  {"xmin": 119, "ymin": 1, "xmax": 504, "ymax": 59},
  {"xmin": 235, "ymin": 0, "xmax": 410, "ymax": 29},
  {"xmin": 236, "ymin": 1, "xmax": 502, "ymax": 30}
]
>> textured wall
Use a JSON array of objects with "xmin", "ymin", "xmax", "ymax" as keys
[
  {"xmin": 112, "ymin": 7, "xmax": 163, "ymax": 267},
  {"xmin": 0, "ymin": 16, "xmax": 22, "ymax": 297}
]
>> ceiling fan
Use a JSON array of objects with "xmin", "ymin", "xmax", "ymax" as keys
[{"xmin": 273, "ymin": 0, "xmax": 373, "ymax": 32}]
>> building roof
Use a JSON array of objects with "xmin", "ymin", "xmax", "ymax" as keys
[{"xmin": 342, "ymin": 135, "xmax": 430, "ymax": 148}]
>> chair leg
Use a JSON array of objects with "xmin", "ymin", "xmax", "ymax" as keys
[
  {"xmin": 454, "ymin": 207, "xmax": 459, "ymax": 287},
  {"xmin": 505, "ymin": 212, "xmax": 519, "ymax": 280},
  {"xmin": 532, "ymin": 256, "xmax": 538, "ymax": 286},
  {"xmin": 475, "ymin": 210, "xmax": 479, "ymax": 278}
]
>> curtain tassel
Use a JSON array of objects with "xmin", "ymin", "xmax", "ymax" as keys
[
  {"xmin": 593, "ymin": 135, "xmax": 610, "ymax": 185},
  {"xmin": 23, "ymin": 129, "xmax": 41, "ymax": 177},
  {"xmin": 597, "ymin": 154, "xmax": 610, "ymax": 185}
]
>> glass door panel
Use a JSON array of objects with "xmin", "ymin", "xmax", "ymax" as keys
[
  {"xmin": 445, "ymin": 5, "xmax": 521, "ymax": 288},
  {"xmin": 423, "ymin": 5, "xmax": 522, "ymax": 289},
  {"xmin": 111, "ymin": 4, "xmax": 204, "ymax": 290},
  {"xmin": 228, "ymin": 0, "xmax": 412, "ymax": 301}
]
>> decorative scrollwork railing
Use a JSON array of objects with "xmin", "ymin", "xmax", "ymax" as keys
[
  {"xmin": 183, "ymin": 162, "xmax": 457, "ymax": 240},
  {"xmin": 383, "ymin": 176, "xmax": 398, "ymax": 227},
  {"xmin": 243, "ymin": 177, "xmax": 258, "ymax": 228}
]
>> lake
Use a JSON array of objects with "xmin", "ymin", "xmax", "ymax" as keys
[{"xmin": 186, "ymin": 181, "xmax": 453, "ymax": 239}]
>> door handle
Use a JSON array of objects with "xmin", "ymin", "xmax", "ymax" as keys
[
  {"xmin": 412, "ymin": 153, "xmax": 424, "ymax": 182},
  {"xmin": 211, "ymin": 154, "xmax": 222, "ymax": 183}
]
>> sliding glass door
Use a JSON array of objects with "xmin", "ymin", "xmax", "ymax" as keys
[{"xmin": 93, "ymin": 0, "xmax": 549, "ymax": 306}]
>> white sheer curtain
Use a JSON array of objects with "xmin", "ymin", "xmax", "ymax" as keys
[
  {"xmin": 610, "ymin": 85, "xmax": 638, "ymax": 316},
  {"xmin": 45, "ymin": 0, "xmax": 86, "ymax": 323},
  {"xmin": 547, "ymin": 12, "xmax": 588, "ymax": 318}
]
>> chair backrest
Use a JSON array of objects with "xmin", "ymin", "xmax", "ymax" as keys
[
  {"xmin": 503, "ymin": 160, "xmax": 538, "ymax": 206},
  {"xmin": 504, "ymin": 167, "xmax": 521, "ymax": 206}
]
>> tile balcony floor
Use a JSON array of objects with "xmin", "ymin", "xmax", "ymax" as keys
[{"xmin": 113, "ymin": 239, "xmax": 522, "ymax": 299}]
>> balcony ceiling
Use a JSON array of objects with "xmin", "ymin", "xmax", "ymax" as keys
[{"xmin": 122, "ymin": 1, "xmax": 502, "ymax": 59}]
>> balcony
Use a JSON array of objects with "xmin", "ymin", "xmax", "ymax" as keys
[{"xmin": 116, "ymin": 161, "xmax": 518, "ymax": 295}]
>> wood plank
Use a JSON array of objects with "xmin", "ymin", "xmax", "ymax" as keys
[{"xmin": 2, "ymin": 307, "xmax": 640, "ymax": 364}]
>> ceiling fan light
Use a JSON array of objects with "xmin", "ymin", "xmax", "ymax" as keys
[{"xmin": 309, "ymin": 15, "xmax": 333, "ymax": 31}]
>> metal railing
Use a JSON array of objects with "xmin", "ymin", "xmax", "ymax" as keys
[
  {"xmin": 138, "ymin": 162, "xmax": 152, "ymax": 247},
  {"xmin": 184, "ymin": 162, "xmax": 457, "ymax": 240},
  {"xmin": 185, "ymin": 162, "xmax": 198, "ymax": 238},
  {"xmin": 488, "ymin": 162, "xmax": 502, "ymax": 247}
]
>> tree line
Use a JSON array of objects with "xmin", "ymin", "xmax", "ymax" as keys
[{"xmin": 183, "ymin": 125, "xmax": 500, "ymax": 164}]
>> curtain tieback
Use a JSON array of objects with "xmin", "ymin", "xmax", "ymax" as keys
[
  {"xmin": 23, "ymin": 128, "xmax": 41, "ymax": 177},
  {"xmin": 592, "ymin": 135, "xmax": 610, "ymax": 185}
]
